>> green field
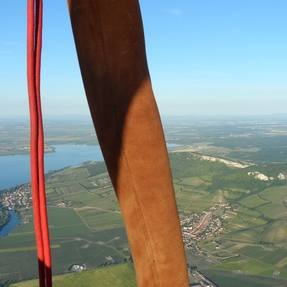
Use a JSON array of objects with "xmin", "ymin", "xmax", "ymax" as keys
[
  {"xmin": 203, "ymin": 269, "xmax": 287, "ymax": 287},
  {"xmin": 170, "ymin": 151, "xmax": 287, "ymax": 283},
  {"xmin": 11, "ymin": 264, "xmax": 136, "ymax": 287},
  {"xmin": 2, "ymin": 150, "xmax": 287, "ymax": 286},
  {"xmin": 0, "ymin": 162, "xmax": 129, "ymax": 284},
  {"xmin": 9, "ymin": 263, "xmax": 287, "ymax": 287}
]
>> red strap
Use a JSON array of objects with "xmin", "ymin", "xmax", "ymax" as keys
[{"xmin": 27, "ymin": 1, "xmax": 52, "ymax": 286}]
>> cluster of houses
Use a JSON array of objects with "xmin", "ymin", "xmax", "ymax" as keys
[
  {"xmin": 180, "ymin": 203, "xmax": 233, "ymax": 251},
  {"xmin": 0, "ymin": 184, "xmax": 31, "ymax": 210},
  {"xmin": 189, "ymin": 269, "xmax": 219, "ymax": 287}
]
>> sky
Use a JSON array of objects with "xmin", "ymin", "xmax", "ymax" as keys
[{"xmin": 1, "ymin": 0, "xmax": 287, "ymax": 117}]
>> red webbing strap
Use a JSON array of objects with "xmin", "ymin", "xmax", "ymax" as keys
[{"xmin": 27, "ymin": 1, "xmax": 52, "ymax": 286}]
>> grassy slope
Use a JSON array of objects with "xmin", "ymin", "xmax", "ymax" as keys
[
  {"xmin": 11, "ymin": 264, "xmax": 136, "ymax": 287},
  {"xmin": 11, "ymin": 264, "xmax": 287, "ymax": 287},
  {"xmin": 203, "ymin": 269, "xmax": 287, "ymax": 287}
]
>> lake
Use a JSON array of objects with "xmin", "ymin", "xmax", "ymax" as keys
[
  {"xmin": 0, "ymin": 143, "xmax": 180, "ymax": 237},
  {"xmin": 0, "ymin": 211, "xmax": 20, "ymax": 237},
  {"xmin": 0, "ymin": 143, "xmax": 181, "ymax": 190},
  {"xmin": 0, "ymin": 144, "xmax": 104, "ymax": 190}
]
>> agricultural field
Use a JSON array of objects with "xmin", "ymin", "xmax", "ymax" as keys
[
  {"xmin": 10, "ymin": 263, "xmax": 287, "ymax": 287},
  {"xmin": 164, "ymin": 115, "xmax": 287, "ymax": 164},
  {"xmin": 1, "ymin": 152, "xmax": 287, "ymax": 285},
  {"xmin": 0, "ymin": 162, "xmax": 129, "ymax": 284},
  {"xmin": 11, "ymin": 264, "xmax": 136, "ymax": 287},
  {"xmin": 170, "ymin": 151, "xmax": 287, "ymax": 284},
  {"xmin": 2, "ymin": 116, "xmax": 287, "ymax": 286},
  {"xmin": 202, "ymin": 269, "xmax": 287, "ymax": 287}
]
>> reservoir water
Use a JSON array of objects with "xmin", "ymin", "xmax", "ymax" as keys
[
  {"xmin": 0, "ymin": 144, "xmax": 104, "ymax": 238},
  {"xmin": 0, "ymin": 211, "xmax": 20, "ymax": 237},
  {"xmin": 0, "ymin": 143, "xmax": 180, "ymax": 191},
  {"xmin": 0, "ymin": 143, "xmax": 180, "ymax": 237},
  {"xmin": 0, "ymin": 144, "xmax": 104, "ymax": 190}
]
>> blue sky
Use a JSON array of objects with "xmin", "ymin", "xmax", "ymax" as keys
[{"xmin": 1, "ymin": 0, "xmax": 287, "ymax": 117}]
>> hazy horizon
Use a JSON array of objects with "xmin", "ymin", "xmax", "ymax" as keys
[{"xmin": 1, "ymin": 113, "xmax": 287, "ymax": 120}]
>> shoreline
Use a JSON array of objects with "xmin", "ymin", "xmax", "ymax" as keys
[
  {"xmin": 0, "ymin": 142, "xmax": 179, "ymax": 157},
  {"xmin": 0, "ymin": 210, "xmax": 20, "ymax": 237},
  {"xmin": 0, "ymin": 208, "xmax": 9, "ymax": 230},
  {"xmin": 0, "ymin": 145, "xmax": 56, "ymax": 157}
]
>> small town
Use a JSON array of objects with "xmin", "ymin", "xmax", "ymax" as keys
[
  {"xmin": 1, "ymin": 183, "xmax": 227, "ymax": 286},
  {"xmin": 0, "ymin": 184, "xmax": 31, "ymax": 211},
  {"xmin": 180, "ymin": 204, "xmax": 234, "ymax": 287},
  {"xmin": 179, "ymin": 204, "xmax": 234, "ymax": 287},
  {"xmin": 189, "ymin": 269, "xmax": 219, "ymax": 287},
  {"xmin": 180, "ymin": 203, "xmax": 233, "ymax": 251}
]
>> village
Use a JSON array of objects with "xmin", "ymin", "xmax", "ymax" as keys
[
  {"xmin": 0, "ymin": 184, "xmax": 31, "ymax": 211},
  {"xmin": 189, "ymin": 269, "xmax": 219, "ymax": 287},
  {"xmin": 180, "ymin": 204, "xmax": 235, "ymax": 287},
  {"xmin": 180, "ymin": 203, "xmax": 233, "ymax": 249},
  {"xmin": 1, "ymin": 182, "xmax": 232, "ymax": 287}
]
